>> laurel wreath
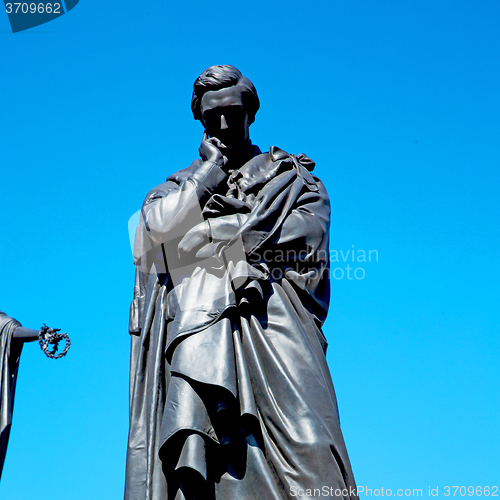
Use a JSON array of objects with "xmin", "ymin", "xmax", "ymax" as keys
[{"xmin": 38, "ymin": 324, "xmax": 71, "ymax": 359}]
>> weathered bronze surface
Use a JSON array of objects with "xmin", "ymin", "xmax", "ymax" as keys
[{"xmin": 125, "ymin": 65, "xmax": 357, "ymax": 500}]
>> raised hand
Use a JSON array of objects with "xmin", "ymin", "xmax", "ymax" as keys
[{"xmin": 199, "ymin": 134, "xmax": 228, "ymax": 169}]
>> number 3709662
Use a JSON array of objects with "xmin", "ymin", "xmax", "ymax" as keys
[
  {"xmin": 444, "ymin": 487, "xmax": 498, "ymax": 497},
  {"xmin": 5, "ymin": 3, "xmax": 61, "ymax": 14}
]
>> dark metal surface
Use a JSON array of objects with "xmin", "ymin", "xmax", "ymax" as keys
[
  {"xmin": 0, "ymin": 312, "xmax": 69, "ymax": 480},
  {"xmin": 0, "ymin": 312, "xmax": 23, "ymax": 480},
  {"xmin": 125, "ymin": 65, "xmax": 358, "ymax": 500}
]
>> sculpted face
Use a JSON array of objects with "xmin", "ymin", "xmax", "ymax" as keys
[{"xmin": 200, "ymin": 85, "xmax": 250, "ymax": 151}]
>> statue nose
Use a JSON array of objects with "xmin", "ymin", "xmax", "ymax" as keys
[{"xmin": 220, "ymin": 115, "xmax": 228, "ymax": 130}]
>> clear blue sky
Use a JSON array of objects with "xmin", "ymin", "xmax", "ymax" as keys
[{"xmin": 1, "ymin": 0, "xmax": 499, "ymax": 498}]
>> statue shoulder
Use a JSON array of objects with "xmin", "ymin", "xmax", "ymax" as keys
[
  {"xmin": 166, "ymin": 159, "xmax": 203, "ymax": 184},
  {"xmin": 142, "ymin": 160, "xmax": 203, "ymax": 208},
  {"xmin": 269, "ymin": 146, "xmax": 326, "ymax": 195}
]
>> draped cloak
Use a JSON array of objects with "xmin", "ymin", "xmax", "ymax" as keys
[
  {"xmin": 125, "ymin": 146, "xmax": 357, "ymax": 500},
  {"xmin": 0, "ymin": 311, "xmax": 23, "ymax": 480}
]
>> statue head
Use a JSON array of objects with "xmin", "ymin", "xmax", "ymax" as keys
[{"xmin": 191, "ymin": 65, "xmax": 260, "ymax": 152}]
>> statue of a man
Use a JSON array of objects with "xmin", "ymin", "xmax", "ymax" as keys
[{"xmin": 125, "ymin": 65, "xmax": 358, "ymax": 500}]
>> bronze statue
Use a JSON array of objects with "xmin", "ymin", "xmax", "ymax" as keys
[
  {"xmin": 0, "ymin": 311, "xmax": 69, "ymax": 480},
  {"xmin": 125, "ymin": 65, "xmax": 358, "ymax": 500}
]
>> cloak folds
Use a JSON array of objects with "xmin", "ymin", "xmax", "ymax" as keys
[
  {"xmin": 125, "ymin": 147, "xmax": 358, "ymax": 500},
  {"xmin": 0, "ymin": 312, "xmax": 23, "ymax": 480}
]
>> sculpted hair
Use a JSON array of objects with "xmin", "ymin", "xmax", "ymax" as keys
[{"xmin": 191, "ymin": 65, "xmax": 260, "ymax": 124}]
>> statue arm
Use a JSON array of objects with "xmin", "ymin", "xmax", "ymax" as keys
[
  {"xmin": 274, "ymin": 179, "xmax": 330, "ymax": 255},
  {"xmin": 211, "ymin": 178, "xmax": 330, "ymax": 257},
  {"xmin": 129, "ymin": 160, "xmax": 229, "ymax": 334},
  {"xmin": 178, "ymin": 175, "xmax": 331, "ymax": 264},
  {"xmin": 205, "ymin": 176, "xmax": 331, "ymax": 322},
  {"xmin": 141, "ymin": 161, "xmax": 228, "ymax": 245},
  {"xmin": 12, "ymin": 326, "xmax": 39, "ymax": 342},
  {"xmin": 270, "ymin": 179, "xmax": 331, "ymax": 323},
  {"xmin": 1, "ymin": 312, "xmax": 37, "ymax": 342}
]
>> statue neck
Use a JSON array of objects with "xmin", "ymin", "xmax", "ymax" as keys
[{"xmin": 225, "ymin": 140, "xmax": 257, "ymax": 170}]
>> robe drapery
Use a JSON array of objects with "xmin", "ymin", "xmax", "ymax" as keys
[
  {"xmin": 125, "ymin": 146, "xmax": 357, "ymax": 500},
  {"xmin": 0, "ymin": 311, "xmax": 23, "ymax": 480}
]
